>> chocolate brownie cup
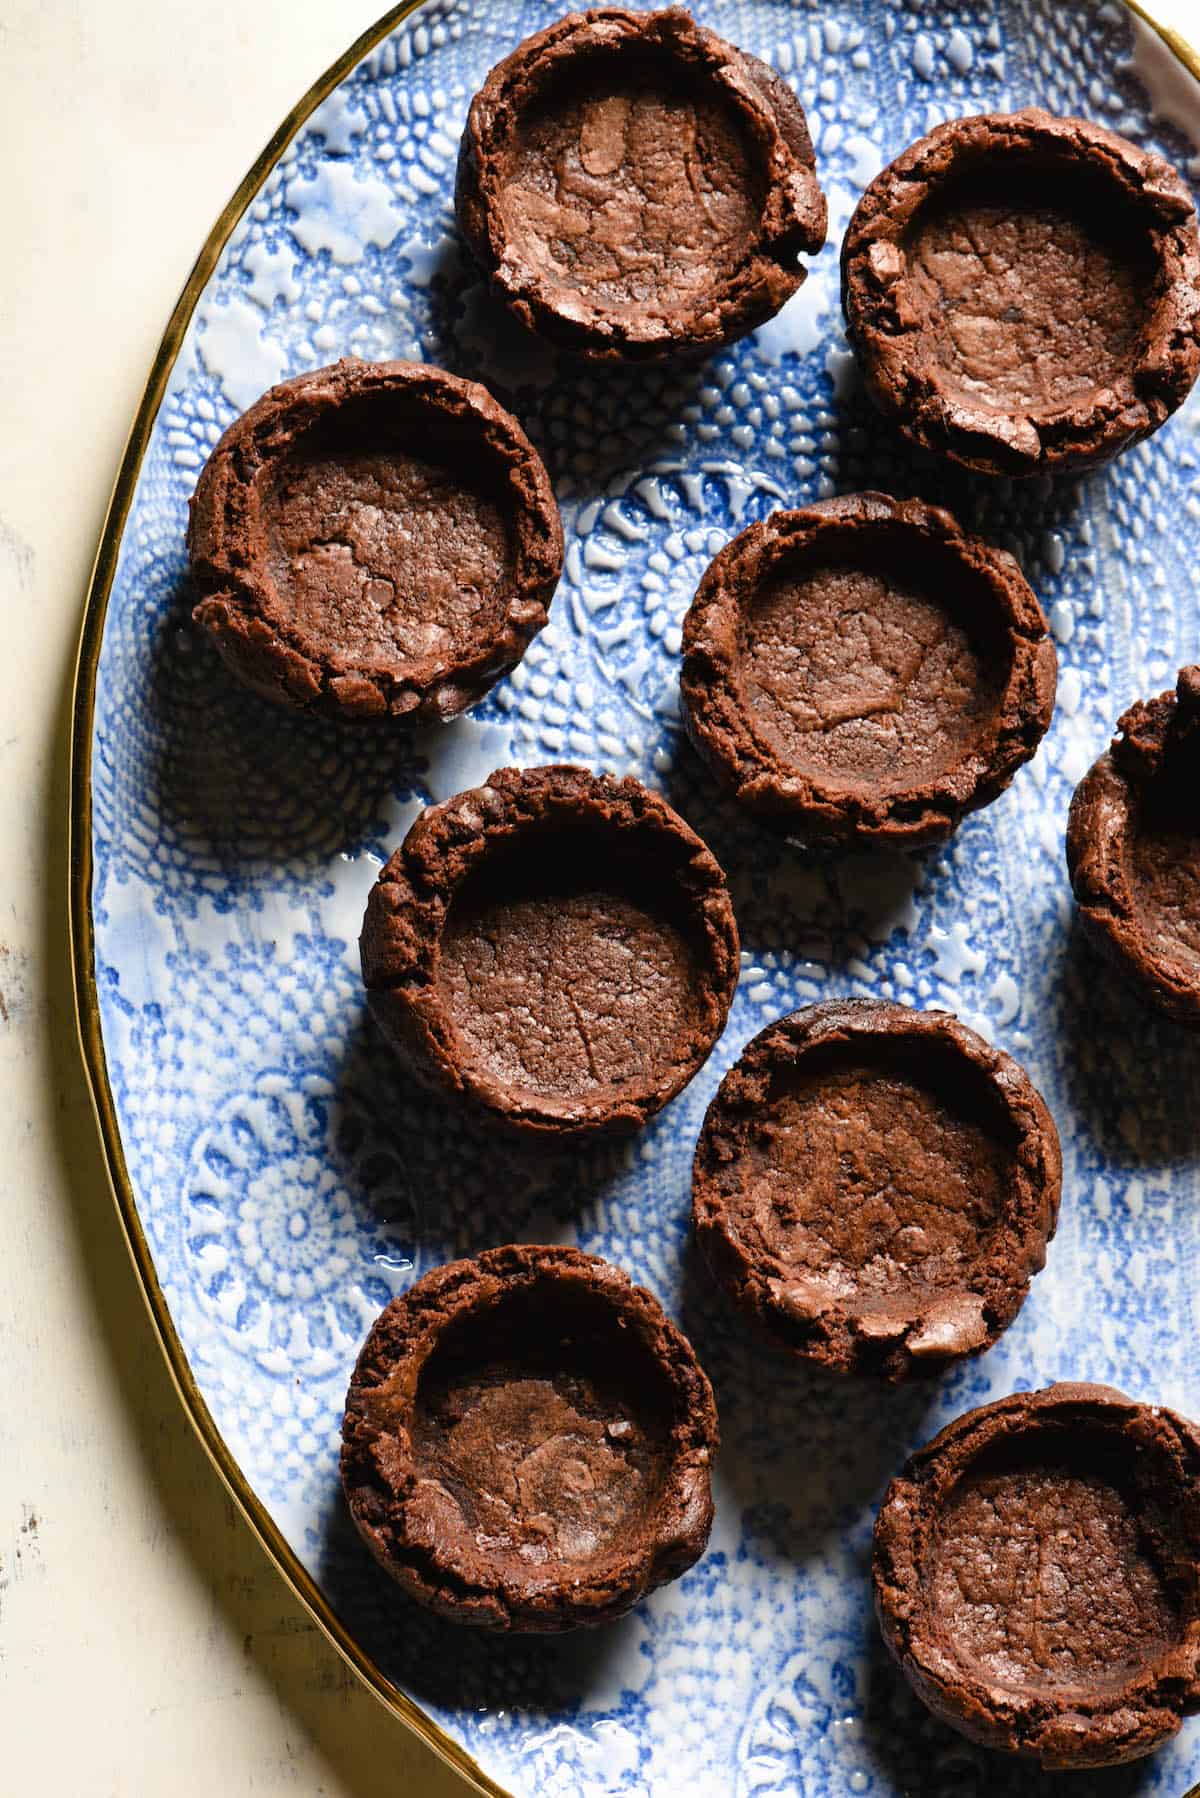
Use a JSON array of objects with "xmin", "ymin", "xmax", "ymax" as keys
[
  {"xmin": 341, "ymin": 1245, "xmax": 718, "ymax": 1631},
  {"xmin": 692, "ymin": 999, "xmax": 1061, "ymax": 1379},
  {"xmin": 1067, "ymin": 666, "xmax": 1200, "ymax": 1026},
  {"xmin": 455, "ymin": 7, "xmax": 827, "ymax": 362},
  {"xmin": 874, "ymin": 1384, "xmax": 1200, "ymax": 1768},
  {"xmin": 361, "ymin": 765, "xmax": 739, "ymax": 1138},
  {"xmin": 681, "ymin": 492, "xmax": 1056, "ymax": 848},
  {"xmin": 187, "ymin": 359, "xmax": 563, "ymax": 723},
  {"xmin": 842, "ymin": 110, "xmax": 1200, "ymax": 477}
]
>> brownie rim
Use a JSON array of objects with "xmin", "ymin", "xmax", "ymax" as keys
[
  {"xmin": 691, "ymin": 996, "xmax": 1063, "ymax": 1380},
  {"xmin": 360, "ymin": 763, "xmax": 741, "ymax": 1138},
  {"xmin": 1067, "ymin": 667, "xmax": 1200, "ymax": 1026},
  {"xmin": 872, "ymin": 1382, "xmax": 1200, "ymax": 1767},
  {"xmin": 679, "ymin": 491, "xmax": 1058, "ymax": 848},
  {"xmin": 339, "ymin": 1243, "xmax": 719, "ymax": 1631},
  {"xmin": 840, "ymin": 107, "xmax": 1200, "ymax": 477},
  {"xmin": 186, "ymin": 357, "xmax": 564, "ymax": 724},
  {"xmin": 455, "ymin": 5, "xmax": 828, "ymax": 364}
]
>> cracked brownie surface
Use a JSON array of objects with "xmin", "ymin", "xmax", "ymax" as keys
[
  {"xmin": 341, "ymin": 1245, "xmax": 719, "ymax": 1631},
  {"xmin": 842, "ymin": 109, "xmax": 1200, "ymax": 476},
  {"xmin": 873, "ymin": 1384, "xmax": 1200, "ymax": 1767},
  {"xmin": 360, "ymin": 764, "xmax": 740, "ymax": 1138},
  {"xmin": 456, "ymin": 7, "xmax": 826, "ymax": 360},
  {"xmin": 263, "ymin": 439, "xmax": 510, "ymax": 674},
  {"xmin": 187, "ymin": 358, "xmax": 563, "ymax": 723},
  {"xmin": 681, "ymin": 492, "xmax": 1056, "ymax": 847},
  {"xmin": 1068, "ymin": 665, "xmax": 1200, "ymax": 1024},
  {"xmin": 498, "ymin": 68, "xmax": 762, "ymax": 315},
  {"xmin": 692, "ymin": 998, "xmax": 1062, "ymax": 1379},
  {"xmin": 903, "ymin": 170, "xmax": 1152, "ymax": 417},
  {"xmin": 439, "ymin": 885, "xmax": 702, "ymax": 1102},
  {"xmin": 740, "ymin": 552, "xmax": 997, "ymax": 790}
]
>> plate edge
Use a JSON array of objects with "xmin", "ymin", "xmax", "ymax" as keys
[
  {"xmin": 64, "ymin": 5, "xmax": 1200, "ymax": 1798},
  {"xmin": 1124, "ymin": 0, "xmax": 1200, "ymax": 86}
]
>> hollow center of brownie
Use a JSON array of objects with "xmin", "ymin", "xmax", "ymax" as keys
[
  {"xmin": 904, "ymin": 165, "xmax": 1154, "ymax": 415},
  {"xmin": 1131, "ymin": 778, "xmax": 1200, "ymax": 967},
  {"xmin": 729, "ymin": 1047, "xmax": 1013, "ymax": 1306},
  {"xmin": 931, "ymin": 1442, "xmax": 1179, "ymax": 1694},
  {"xmin": 439, "ymin": 837, "xmax": 704, "ymax": 1102},
  {"xmin": 500, "ymin": 56, "xmax": 763, "ymax": 315},
  {"xmin": 412, "ymin": 1290, "xmax": 669, "ymax": 1571},
  {"xmin": 742, "ymin": 536, "xmax": 1004, "ymax": 790},
  {"xmin": 263, "ymin": 407, "xmax": 512, "ymax": 673}
]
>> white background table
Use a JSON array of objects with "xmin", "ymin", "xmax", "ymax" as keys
[{"xmin": 1, "ymin": 1, "xmax": 1197, "ymax": 1792}]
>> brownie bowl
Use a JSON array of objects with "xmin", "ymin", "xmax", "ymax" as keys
[
  {"xmin": 873, "ymin": 1384, "xmax": 1200, "ymax": 1768},
  {"xmin": 1067, "ymin": 665, "xmax": 1200, "ymax": 1026},
  {"xmin": 341, "ymin": 1244, "xmax": 718, "ymax": 1631},
  {"xmin": 842, "ymin": 109, "xmax": 1200, "ymax": 477},
  {"xmin": 692, "ymin": 998, "xmax": 1061, "ymax": 1379},
  {"xmin": 680, "ymin": 492, "xmax": 1056, "ymax": 848},
  {"xmin": 360, "ymin": 765, "xmax": 740, "ymax": 1138},
  {"xmin": 187, "ymin": 359, "xmax": 563, "ymax": 723},
  {"xmin": 455, "ymin": 6, "xmax": 827, "ymax": 362}
]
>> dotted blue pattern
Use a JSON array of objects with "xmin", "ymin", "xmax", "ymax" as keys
[{"xmin": 88, "ymin": 0, "xmax": 1200, "ymax": 1792}]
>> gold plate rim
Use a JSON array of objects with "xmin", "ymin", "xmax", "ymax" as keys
[{"xmin": 66, "ymin": 4, "xmax": 1200, "ymax": 1796}]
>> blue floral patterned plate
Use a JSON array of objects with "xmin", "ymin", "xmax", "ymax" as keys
[{"xmin": 72, "ymin": 1, "xmax": 1200, "ymax": 1793}]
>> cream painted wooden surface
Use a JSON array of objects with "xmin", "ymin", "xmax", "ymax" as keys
[{"xmin": 1, "ymin": 3, "xmax": 1197, "ymax": 1794}]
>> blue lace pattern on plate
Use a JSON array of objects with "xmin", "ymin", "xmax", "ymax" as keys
[{"xmin": 90, "ymin": 1, "xmax": 1200, "ymax": 1791}]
